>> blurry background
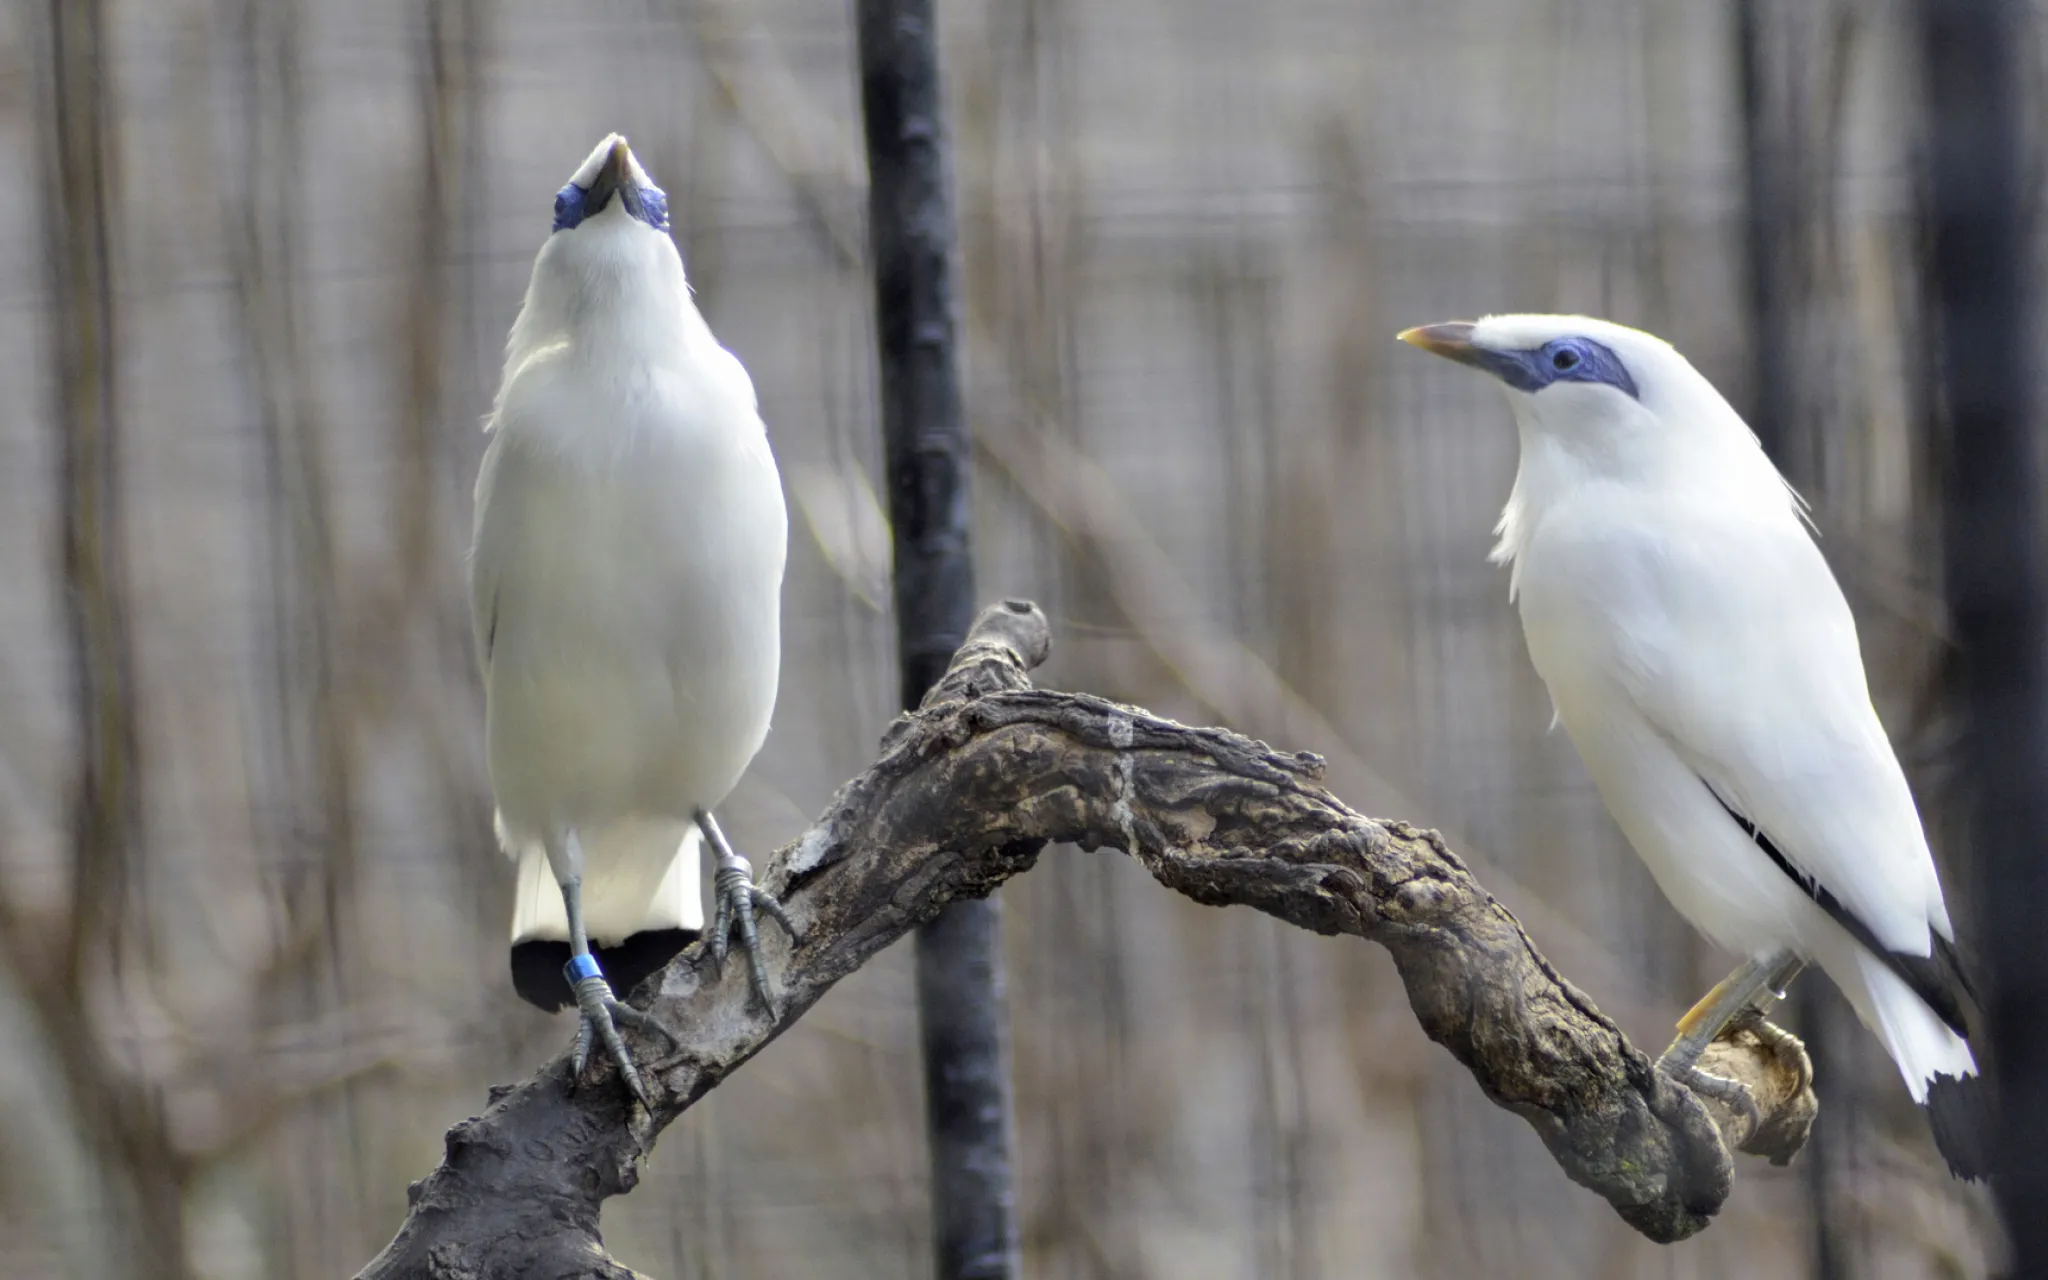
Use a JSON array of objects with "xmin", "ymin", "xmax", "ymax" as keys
[{"xmin": 0, "ymin": 0, "xmax": 2018, "ymax": 1275}]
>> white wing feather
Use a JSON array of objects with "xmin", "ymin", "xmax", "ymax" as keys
[{"xmin": 1520, "ymin": 489, "xmax": 1951, "ymax": 957}]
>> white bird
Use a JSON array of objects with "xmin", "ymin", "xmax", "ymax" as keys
[
  {"xmin": 1400, "ymin": 314, "xmax": 1983, "ymax": 1177},
  {"xmin": 470, "ymin": 134, "xmax": 794, "ymax": 1100}
]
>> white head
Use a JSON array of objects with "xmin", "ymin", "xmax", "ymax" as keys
[
  {"xmin": 1398, "ymin": 313, "xmax": 1771, "ymax": 471},
  {"xmin": 506, "ymin": 134, "xmax": 692, "ymax": 362},
  {"xmin": 1398, "ymin": 313, "xmax": 1801, "ymax": 579}
]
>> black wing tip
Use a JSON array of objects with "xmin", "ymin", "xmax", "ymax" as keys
[
  {"xmin": 1707, "ymin": 784, "xmax": 1976, "ymax": 1037},
  {"xmin": 1923, "ymin": 1071, "xmax": 1992, "ymax": 1182},
  {"xmin": 510, "ymin": 927, "xmax": 700, "ymax": 1012},
  {"xmin": 1896, "ymin": 943, "xmax": 1974, "ymax": 1039},
  {"xmin": 1931, "ymin": 931, "xmax": 1982, "ymax": 1009}
]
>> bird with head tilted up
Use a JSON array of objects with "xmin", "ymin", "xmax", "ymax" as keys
[
  {"xmin": 470, "ymin": 134, "xmax": 795, "ymax": 1102},
  {"xmin": 1399, "ymin": 314, "xmax": 1986, "ymax": 1179}
]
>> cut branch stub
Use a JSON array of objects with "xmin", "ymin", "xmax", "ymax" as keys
[{"xmin": 354, "ymin": 599, "xmax": 1813, "ymax": 1279}]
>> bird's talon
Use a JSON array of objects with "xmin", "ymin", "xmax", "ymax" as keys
[
  {"xmin": 581, "ymin": 1005, "xmax": 649, "ymax": 1105},
  {"xmin": 709, "ymin": 904, "xmax": 731, "ymax": 974},
  {"xmin": 1667, "ymin": 1060, "xmax": 1762, "ymax": 1133},
  {"xmin": 607, "ymin": 998, "xmax": 680, "ymax": 1048},
  {"xmin": 709, "ymin": 852, "xmax": 796, "ymax": 1012},
  {"xmin": 754, "ymin": 888, "xmax": 800, "ymax": 942},
  {"xmin": 1747, "ymin": 1018, "xmax": 1814, "ymax": 1095},
  {"xmin": 571, "ymin": 1016, "xmax": 593, "ymax": 1081},
  {"xmin": 565, "ymin": 970, "xmax": 662, "ymax": 1105}
]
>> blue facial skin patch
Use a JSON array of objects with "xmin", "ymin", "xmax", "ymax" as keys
[
  {"xmin": 565, "ymin": 952, "xmax": 604, "ymax": 984},
  {"xmin": 552, "ymin": 184, "xmax": 587, "ymax": 232},
  {"xmin": 552, "ymin": 178, "xmax": 672, "ymax": 235},
  {"xmin": 1475, "ymin": 336, "xmax": 1640, "ymax": 400}
]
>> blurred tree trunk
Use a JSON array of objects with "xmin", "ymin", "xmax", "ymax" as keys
[
  {"xmin": 1919, "ymin": 0, "xmax": 2048, "ymax": 1262},
  {"xmin": 26, "ymin": 0, "xmax": 194, "ymax": 1275}
]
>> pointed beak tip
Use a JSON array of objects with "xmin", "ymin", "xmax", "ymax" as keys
[
  {"xmin": 584, "ymin": 136, "xmax": 638, "ymax": 208},
  {"xmin": 1397, "ymin": 321, "xmax": 1481, "ymax": 363}
]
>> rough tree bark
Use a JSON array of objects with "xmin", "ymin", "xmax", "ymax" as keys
[{"xmin": 354, "ymin": 600, "xmax": 1816, "ymax": 1279}]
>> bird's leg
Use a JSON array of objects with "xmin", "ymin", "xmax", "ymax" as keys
[
  {"xmin": 1740, "ymin": 951, "xmax": 1809, "ymax": 1026},
  {"xmin": 1726, "ymin": 953, "xmax": 1813, "ymax": 1095},
  {"xmin": 559, "ymin": 853, "xmax": 678, "ymax": 1106},
  {"xmin": 1668, "ymin": 958, "xmax": 1762, "ymax": 1059},
  {"xmin": 1664, "ymin": 948, "xmax": 1806, "ymax": 1066},
  {"xmin": 1657, "ymin": 947, "xmax": 1804, "ymax": 1128},
  {"xmin": 698, "ymin": 808, "xmax": 799, "ymax": 1015}
]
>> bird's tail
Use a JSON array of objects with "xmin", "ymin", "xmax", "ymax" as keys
[
  {"xmin": 504, "ymin": 817, "xmax": 704, "ymax": 1012},
  {"xmin": 1828, "ymin": 935, "xmax": 1988, "ymax": 1179}
]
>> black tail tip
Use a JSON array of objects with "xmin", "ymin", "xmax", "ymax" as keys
[
  {"xmin": 1923, "ymin": 1071, "xmax": 1992, "ymax": 1182},
  {"xmin": 510, "ymin": 928, "xmax": 699, "ymax": 1012}
]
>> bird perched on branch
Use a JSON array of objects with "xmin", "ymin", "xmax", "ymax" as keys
[
  {"xmin": 1400, "ymin": 314, "xmax": 1984, "ymax": 1178},
  {"xmin": 470, "ymin": 134, "xmax": 795, "ymax": 1102}
]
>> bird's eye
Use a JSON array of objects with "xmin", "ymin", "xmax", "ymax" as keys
[{"xmin": 1551, "ymin": 346, "xmax": 1582, "ymax": 373}]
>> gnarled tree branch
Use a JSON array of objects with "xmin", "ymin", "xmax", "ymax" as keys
[{"xmin": 355, "ymin": 599, "xmax": 1815, "ymax": 1278}]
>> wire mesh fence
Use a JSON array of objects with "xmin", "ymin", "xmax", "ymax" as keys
[{"xmin": 0, "ymin": 0, "xmax": 2022, "ymax": 1275}]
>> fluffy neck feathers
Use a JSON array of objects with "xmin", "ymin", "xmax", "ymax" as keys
[
  {"xmin": 504, "ymin": 211, "xmax": 705, "ymax": 377},
  {"xmin": 1490, "ymin": 386, "xmax": 1806, "ymax": 600}
]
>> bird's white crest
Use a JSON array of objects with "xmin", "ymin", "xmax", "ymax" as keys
[{"xmin": 1405, "ymin": 312, "xmax": 1976, "ymax": 1107}]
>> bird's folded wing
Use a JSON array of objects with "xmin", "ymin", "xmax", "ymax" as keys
[{"xmin": 1605, "ymin": 522, "xmax": 1950, "ymax": 960}]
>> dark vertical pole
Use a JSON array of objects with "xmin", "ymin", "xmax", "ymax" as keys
[
  {"xmin": 855, "ymin": 3, "xmax": 1020, "ymax": 1278},
  {"xmin": 1733, "ymin": 7, "xmax": 1845, "ymax": 1278},
  {"xmin": 1918, "ymin": 0, "xmax": 2048, "ymax": 1264},
  {"xmin": 1736, "ymin": 0, "xmax": 1797, "ymax": 466}
]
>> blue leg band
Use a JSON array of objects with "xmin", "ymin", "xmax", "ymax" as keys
[{"xmin": 565, "ymin": 953, "xmax": 603, "ymax": 984}]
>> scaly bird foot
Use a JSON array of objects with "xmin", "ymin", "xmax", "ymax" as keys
[
  {"xmin": 1660, "ymin": 1057, "xmax": 1763, "ymax": 1135},
  {"xmin": 567, "ymin": 957, "xmax": 679, "ymax": 1105},
  {"xmin": 1729, "ymin": 1005, "xmax": 1814, "ymax": 1097},
  {"xmin": 709, "ymin": 853, "xmax": 800, "ymax": 1015}
]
